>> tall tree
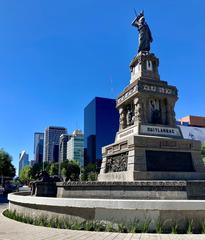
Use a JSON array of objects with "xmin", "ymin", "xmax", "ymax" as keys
[
  {"xmin": 19, "ymin": 165, "xmax": 32, "ymax": 184},
  {"xmin": 48, "ymin": 163, "xmax": 58, "ymax": 176},
  {"xmin": 0, "ymin": 149, "xmax": 16, "ymax": 180},
  {"xmin": 81, "ymin": 163, "xmax": 97, "ymax": 181},
  {"xmin": 30, "ymin": 163, "xmax": 43, "ymax": 179},
  {"xmin": 61, "ymin": 160, "xmax": 80, "ymax": 181}
]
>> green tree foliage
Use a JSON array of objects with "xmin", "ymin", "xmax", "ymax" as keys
[
  {"xmin": 30, "ymin": 163, "xmax": 43, "ymax": 179},
  {"xmin": 0, "ymin": 149, "xmax": 16, "ymax": 178},
  {"xmin": 61, "ymin": 160, "xmax": 80, "ymax": 181},
  {"xmin": 87, "ymin": 171, "xmax": 98, "ymax": 181},
  {"xmin": 81, "ymin": 163, "xmax": 98, "ymax": 181},
  {"xmin": 29, "ymin": 162, "xmax": 58, "ymax": 179},
  {"xmin": 19, "ymin": 165, "xmax": 32, "ymax": 184},
  {"xmin": 48, "ymin": 163, "xmax": 58, "ymax": 176}
]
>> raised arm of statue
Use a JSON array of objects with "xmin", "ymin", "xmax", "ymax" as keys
[{"xmin": 132, "ymin": 10, "xmax": 144, "ymax": 28}]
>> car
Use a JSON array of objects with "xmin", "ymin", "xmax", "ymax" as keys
[
  {"xmin": 4, "ymin": 183, "xmax": 18, "ymax": 194},
  {"xmin": 0, "ymin": 187, "xmax": 4, "ymax": 195},
  {"xmin": 18, "ymin": 185, "xmax": 31, "ymax": 192}
]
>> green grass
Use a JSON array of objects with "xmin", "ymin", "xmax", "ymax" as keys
[
  {"xmin": 155, "ymin": 219, "xmax": 163, "ymax": 234},
  {"xmin": 171, "ymin": 222, "xmax": 178, "ymax": 234},
  {"xmin": 200, "ymin": 220, "xmax": 205, "ymax": 234},
  {"xmin": 127, "ymin": 219, "xmax": 140, "ymax": 233},
  {"xmin": 186, "ymin": 219, "xmax": 193, "ymax": 234},
  {"xmin": 3, "ymin": 209, "xmax": 205, "ymax": 234},
  {"xmin": 140, "ymin": 219, "xmax": 151, "ymax": 233}
]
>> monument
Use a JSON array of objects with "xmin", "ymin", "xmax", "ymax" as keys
[
  {"xmin": 8, "ymin": 12, "xmax": 205, "ymax": 232},
  {"xmin": 98, "ymin": 11, "xmax": 205, "ymax": 181}
]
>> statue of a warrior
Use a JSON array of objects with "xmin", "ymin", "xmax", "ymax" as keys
[{"xmin": 132, "ymin": 11, "xmax": 153, "ymax": 53}]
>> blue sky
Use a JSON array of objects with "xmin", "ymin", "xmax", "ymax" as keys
[{"xmin": 0, "ymin": 0, "xmax": 204, "ymax": 171}]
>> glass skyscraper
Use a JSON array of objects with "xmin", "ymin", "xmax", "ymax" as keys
[
  {"xmin": 59, "ymin": 134, "xmax": 72, "ymax": 163},
  {"xmin": 18, "ymin": 150, "xmax": 29, "ymax": 176},
  {"xmin": 43, "ymin": 126, "xmax": 67, "ymax": 163},
  {"xmin": 84, "ymin": 97, "xmax": 119, "ymax": 168},
  {"xmin": 34, "ymin": 132, "xmax": 44, "ymax": 164}
]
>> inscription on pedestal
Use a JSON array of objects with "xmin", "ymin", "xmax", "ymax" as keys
[
  {"xmin": 140, "ymin": 125, "xmax": 181, "ymax": 137},
  {"xmin": 160, "ymin": 141, "xmax": 177, "ymax": 148},
  {"xmin": 117, "ymin": 85, "xmax": 138, "ymax": 105},
  {"xmin": 141, "ymin": 84, "xmax": 174, "ymax": 95},
  {"xmin": 117, "ymin": 126, "xmax": 138, "ymax": 140}
]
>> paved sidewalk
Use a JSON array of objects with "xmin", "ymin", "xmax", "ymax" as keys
[{"xmin": 0, "ymin": 203, "xmax": 205, "ymax": 240}]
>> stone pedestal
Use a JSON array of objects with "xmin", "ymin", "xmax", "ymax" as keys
[
  {"xmin": 98, "ymin": 134, "xmax": 205, "ymax": 181},
  {"xmin": 98, "ymin": 51, "xmax": 205, "ymax": 181},
  {"xmin": 32, "ymin": 182, "xmax": 57, "ymax": 197}
]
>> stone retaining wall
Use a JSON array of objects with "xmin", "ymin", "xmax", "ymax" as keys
[
  {"xmin": 57, "ymin": 181, "xmax": 187, "ymax": 199},
  {"xmin": 8, "ymin": 192, "xmax": 205, "ymax": 231},
  {"xmin": 56, "ymin": 180, "xmax": 205, "ymax": 200}
]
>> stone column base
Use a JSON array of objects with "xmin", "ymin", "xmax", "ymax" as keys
[{"xmin": 98, "ymin": 135, "xmax": 205, "ymax": 182}]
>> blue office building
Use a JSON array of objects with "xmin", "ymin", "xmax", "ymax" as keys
[
  {"xmin": 34, "ymin": 132, "xmax": 44, "ymax": 164},
  {"xmin": 84, "ymin": 97, "xmax": 119, "ymax": 168}
]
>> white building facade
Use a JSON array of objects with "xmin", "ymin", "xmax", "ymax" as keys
[{"xmin": 67, "ymin": 130, "xmax": 84, "ymax": 167}]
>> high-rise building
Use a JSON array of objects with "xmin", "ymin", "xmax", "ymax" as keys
[
  {"xmin": 84, "ymin": 97, "xmax": 119, "ymax": 167},
  {"xmin": 67, "ymin": 130, "xmax": 84, "ymax": 167},
  {"xmin": 34, "ymin": 132, "xmax": 44, "ymax": 164},
  {"xmin": 59, "ymin": 134, "xmax": 72, "ymax": 162},
  {"xmin": 30, "ymin": 160, "xmax": 36, "ymax": 167},
  {"xmin": 43, "ymin": 126, "xmax": 67, "ymax": 163},
  {"xmin": 18, "ymin": 150, "xmax": 29, "ymax": 176}
]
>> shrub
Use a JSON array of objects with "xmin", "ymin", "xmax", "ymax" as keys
[
  {"xmin": 61, "ymin": 160, "xmax": 80, "ymax": 181},
  {"xmin": 3, "ymin": 210, "xmax": 205, "ymax": 234}
]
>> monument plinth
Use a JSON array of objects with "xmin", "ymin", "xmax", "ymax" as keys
[{"xmin": 98, "ymin": 12, "xmax": 205, "ymax": 181}]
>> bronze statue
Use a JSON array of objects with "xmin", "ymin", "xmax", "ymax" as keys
[{"xmin": 132, "ymin": 11, "xmax": 153, "ymax": 53}]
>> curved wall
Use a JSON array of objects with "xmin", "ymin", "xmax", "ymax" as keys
[{"xmin": 8, "ymin": 192, "xmax": 205, "ymax": 231}]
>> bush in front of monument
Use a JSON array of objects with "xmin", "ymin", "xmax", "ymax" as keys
[{"xmin": 61, "ymin": 160, "xmax": 80, "ymax": 181}]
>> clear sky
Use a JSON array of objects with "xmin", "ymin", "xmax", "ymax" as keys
[{"xmin": 0, "ymin": 0, "xmax": 204, "ymax": 172}]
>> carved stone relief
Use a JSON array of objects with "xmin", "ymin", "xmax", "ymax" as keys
[
  {"xmin": 119, "ymin": 108, "xmax": 126, "ymax": 130},
  {"xmin": 149, "ymin": 98, "xmax": 161, "ymax": 124},
  {"xmin": 161, "ymin": 99, "xmax": 168, "ymax": 125},
  {"xmin": 123, "ymin": 104, "xmax": 135, "ymax": 128},
  {"xmin": 126, "ymin": 108, "xmax": 133, "ymax": 126},
  {"xmin": 105, "ymin": 152, "xmax": 128, "ymax": 173},
  {"xmin": 167, "ymin": 100, "xmax": 176, "ymax": 127},
  {"xmin": 134, "ymin": 98, "xmax": 142, "ymax": 124}
]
